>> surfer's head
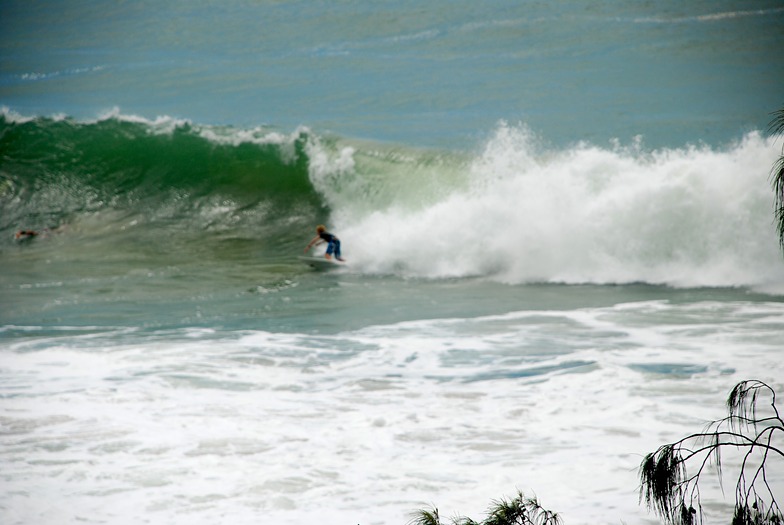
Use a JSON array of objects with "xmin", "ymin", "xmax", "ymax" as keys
[
  {"xmin": 14, "ymin": 230, "xmax": 39, "ymax": 240},
  {"xmin": 316, "ymin": 225, "xmax": 326, "ymax": 233}
]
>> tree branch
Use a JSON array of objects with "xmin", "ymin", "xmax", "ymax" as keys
[{"xmin": 639, "ymin": 380, "xmax": 783, "ymax": 525}]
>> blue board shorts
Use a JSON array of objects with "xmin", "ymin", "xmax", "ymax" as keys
[{"xmin": 326, "ymin": 239, "xmax": 341, "ymax": 258}]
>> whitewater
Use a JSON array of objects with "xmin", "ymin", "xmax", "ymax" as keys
[
  {"xmin": 2, "ymin": 109, "xmax": 783, "ymax": 525},
  {"xmin": 325, "ymin": 124, "xmax": 784, "ymax": 290},
  {"xmin": 2, "ymin": 1, "xmax": 784, "ymax": 525}
]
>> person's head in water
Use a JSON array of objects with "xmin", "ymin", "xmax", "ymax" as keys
[
  {"xmin": 316, "ymin": 225, "xmax": 326, "ymax": 234},
  {"xmin": 15, "ymin": 230, "xmax": 39, "ymax": 240}
]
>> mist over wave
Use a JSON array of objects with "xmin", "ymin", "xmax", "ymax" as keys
[{"xmin": 329, "ymin": 124, "xmax": 784, "ymax": 291}]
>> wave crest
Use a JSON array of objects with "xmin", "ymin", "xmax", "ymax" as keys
[{"xmin": 337, "ymin": 123, "xmax": 784, "ymax": 291}]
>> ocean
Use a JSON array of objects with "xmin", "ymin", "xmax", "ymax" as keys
[{"xmin": 2, "ymin": 1, "xmax": 784, "ymax": 524}]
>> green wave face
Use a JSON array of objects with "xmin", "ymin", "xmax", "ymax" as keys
[{"xmin": 0, "ymin": 115, "xmax": 328, "ymax": 256}]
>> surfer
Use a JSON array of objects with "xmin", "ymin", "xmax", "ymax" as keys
[
  {"xmin": 14, "ymin": 225, "xmax": 67, "ymax": 241},
  {"xmin": 304, "ymin": 225, "xmax": 345, "ymax": 261},
  {"xmin": 15, "ymin": 229, "xmax": 41, "ymax": 240}
]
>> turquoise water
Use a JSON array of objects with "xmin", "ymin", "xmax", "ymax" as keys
[
  {"xmin": 2, "ymin": 2, "xmax": 784, "ymax": 524},
  {"xmin": 2, "ymin": 1, "xmax": 783, "ymax": 147}
]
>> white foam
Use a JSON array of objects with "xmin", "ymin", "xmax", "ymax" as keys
[
  {"xmin": 1, "ymin": 106, "xmax": 307, "ymax": 154},
  {"xmin": 329, "ymin": 124, "xmax": 784, "ymax": 291},
  {"xmin": 2, "ymin": 301, "xmax": 782, "ymax": 525},
  {"xmin": 1, "ymin": 106, "xmax": 36, "ymax": 124}
]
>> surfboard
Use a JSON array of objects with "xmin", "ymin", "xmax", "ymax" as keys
[{"xmin": 298, "ymin": 255, "xmax": 345, "ymax": 270}]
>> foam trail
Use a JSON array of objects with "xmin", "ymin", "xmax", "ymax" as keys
[{"xmin": 338, "ymin": 124, "xmax": 784, "ymax": 291}]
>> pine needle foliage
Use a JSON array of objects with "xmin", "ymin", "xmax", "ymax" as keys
[
  {"xmin": 409, "ymin": 507, "xmax": 445, "ymax": 525},
  {"xmin": 639, "ymin": 380, "xmax": 784, "ymax": 525},
  {"xmin": 770, "ymin": 106, "xmax": 784, "ymax": 252},
  {"xmin": 409, "ymin": 491, "xmax": 560, "ymax": 525}
]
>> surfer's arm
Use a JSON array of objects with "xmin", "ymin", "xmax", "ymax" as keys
[{"xmin": 304, "ymin": 235, "xmax": 324, "ymax": 252}]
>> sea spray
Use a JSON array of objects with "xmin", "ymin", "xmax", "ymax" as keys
[{"xmin": 338, "ymin": 123, "xmax": 784, "ymax": 291}]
